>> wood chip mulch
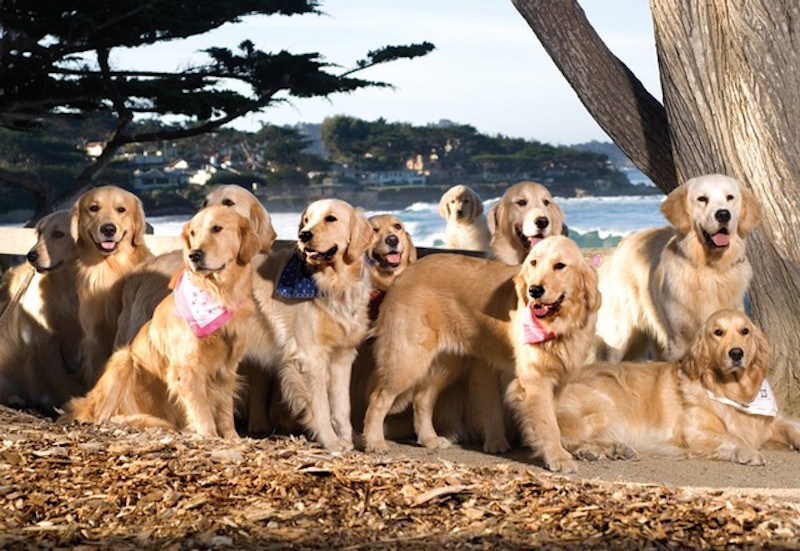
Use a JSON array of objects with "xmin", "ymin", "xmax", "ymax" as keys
[{"xmin": 1, "ymin": 405, "xmax": 799, "ymax": 550}]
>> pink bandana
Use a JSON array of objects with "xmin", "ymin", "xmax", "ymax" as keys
[
  {"xmin": 173, "ymin": 270, "xmax": 233, "ymax": 337},
  {"xmin": 522, "ymin": 303, "xmax": 555, "ymax": 345}
]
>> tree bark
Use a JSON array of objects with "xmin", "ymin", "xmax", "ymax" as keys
[
  {"xmin": 511, "ymin": 0, "xmax": 678, "ymax": 192},
  {"xmin": 651, "ymin": 1, "xmax": 800, "ymax": 414}
]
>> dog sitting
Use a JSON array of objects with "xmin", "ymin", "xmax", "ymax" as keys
[
  {"xmin": 70, "ymin": 186, "xmax": 153, "ymax": 386},
  {"xmin": 363, "ymin": 236, "xmax": 601, "ymax": 472},
  {"xmin": 559, "ymin": 309, "xmax": 800, "ymax": 465},
  {"xmin": 243, "ymin": 199, "xmax": 376, "ymax": 451},
  {"xmin": 63, "ymin": 206, "xmax": 259, "ymax": 437},
  {"xmin": 0, "ymin": 211, "xmax": 83, "ymax": 410},
  {"xmin": 594, "ymin": 174, "xmax": 762, "ymax": 362},
  {"xmin": 488, "ymin": 181, "xmax": 566, "ymax": 264},
  {"xmin": 439, "ymin": 185, "xmax": 491, "ymax": 252}
]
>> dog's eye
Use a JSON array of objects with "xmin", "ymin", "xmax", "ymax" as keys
[
  {"xmin": 116, "ymin": 206, "xmax": 126, "ymax": 214},
  {"xmin": 530, "ymin": 259, "xmax": 537, "ymax": 267},
  {"xmin": 713, "ymin": 328, "xmax": 724, "ymax": 337},
  {"xmin": 88, "ymin": 204, "xmax": 100, "ymax": 212},
  {"xmin": 726, "ymin": 195, "xmax": 734, "ymax": 202},
  {"xmin": 372, "ymin": 227, "xmax": 379, "ymax": 233},
  {"xmin": 211, "ymin": 225, "xmax": 223, "ymax": 233},
  {"xmin": 222, "ymin": 199, "xmax": 235, "ymax": 207},
  {"xmin": 325, "ymin": 215, "xmax": 337, "ymax": 223},
  {"xmin": 394, "ymin": 223, "xmax": 403, "ymax": 231},
  {"xmin": 52, "ymin": 230, "xmax": 65, "ymax": 239},
  {"xmin": 697, "ymin": 196, "xmax": 709, "ymax": 204},
  {"xmin": 741, "ymin": 328, "xmax": 750, "ymax": 336},
  {"xmin": 190, "ymin": 230, "xmax": 196, "ymax": 238},
  {"xmin": 543, "ymin": 199, "xmax": 551, "ymax": 207},
  {"xmin": 516, "ymin": 199, "xmax": 528, "ymax": 207},
  {"xmin": 554, "ymin": 262, "xmax": 566, "ymax": 270}
]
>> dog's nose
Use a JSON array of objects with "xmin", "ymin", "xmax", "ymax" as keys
[
  {"xmin": 728, "ymin": 347, "xmax": 744, "ymax": 363},
  {"xmin": 100, "ymin": 223, "xmax": 117, "ymax": 238},
  {"xmin": 298, "ymin": 230, "xmax": 313, "ymax": 243},
  {"xmin": 26, "ymin": 250, "xmax": 39, "ymax": 263},
  {"xmin": 386, "ymin": 234, "xmax": 399, "ymax": 247},
  {"xmin": 529, "ymin": 285, "xmax": 545, "ymax": 299},
  {"xmin": 715, "ymin": 209, "xmax": 731, "ymax": 224},
  {"xmin": 188, "ymin": 249, "xmax": 204, "ymax": 264},
  {"xmin": 535, "ymin": 217, "xmax": 550, "ymax": 230}
]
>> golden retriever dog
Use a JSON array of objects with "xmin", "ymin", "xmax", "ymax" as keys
[
  {"xmin": 243, "ymin": 198, "xmax": 376, "ymax": 451},
  {"xmin": 64, "ymin": 206, "xmax": 259, "ymax": 436},
  {"xmin": 113, "ymin": 184, "xmax": 276, "ymax": 347},
  {"xmin": 487, "ymin": 181, "xmax": 567, "ymax": 265},
  {"xmin": 365, "ymin": 214, "xmax": 417, "ymax": 314},
  {"xmin": 594, "ymin": 174, "xmax": 762, "ymax": 363},
  {"xmin": 559, "ymin": 309, "xmax": 800, "ymax": 465},
  {"xmin": 438, "ymin": 185, "xmax": 491, "ymax": 252},
  {"xmin": 363, "ymin": 236, "xmax": 601, "ymax": 472},
  {"xmin": 0, "ymin": 211, "xmax": 84, "ymax": 409},
  {"xmin": 71, "ymin": 186, "xmax": 153, "ymax": 386}
]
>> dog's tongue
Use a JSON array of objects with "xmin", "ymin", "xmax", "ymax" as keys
[
  {"xmin": 385, "ymin": 252, "xmax": 401, "ymax": 265},
  {"xmin": 711, "ymin": 232, "xmax": 730, "ymax": 247},
  {"xmin": 101, "ymin": 240, "xmax": 117, "ymax": 251},
  {"xmin": 527, "ymin": 235, "xmax": 543, "ymax": 248},
  {"xmin": 533, "ymin": 304, "xmax": 550, "ymax": 318}
]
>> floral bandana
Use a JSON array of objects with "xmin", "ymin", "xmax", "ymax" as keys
[
  {"xmin": 276, "ymin": 252, "xmax": 318, "ymax": 299},
  {"xmin": 173, "ymin": 270, "xmax": 233, "ymax": 337},
  {"xmin": 521, "ymin": 303, "xmax": 555, "ymax": 345},
  {"xmin": 706, "ymin": 379, "xmax": 778, "ymax": 418}
]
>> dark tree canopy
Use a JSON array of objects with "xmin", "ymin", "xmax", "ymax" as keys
[{"xmin": 0, "ymin": 0, "xmax": 434, "ymax": 217}]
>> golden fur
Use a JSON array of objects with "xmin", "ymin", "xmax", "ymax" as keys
[
  {"xmin": 365, "ymin": 214, "xmax": 417, "ymax": 293},
  {"xmin": 594, "ymin": 174, "xmax": 762, "ymax": 362},
  {"xmin": 439, "ymin": 185, "xmax": 491, "ymax": 252},
  {"xmin": 559, "ymin": 309, "xmax": 800, "ymax": 464},
  {"xmin": 113, "ymin": 184, "xmax": 276, "ymax": 347},
  {"xmin": 488, "ymin": 181, "xmax": 566, "ymax": 264},
  {"xmin": 71, "ymin": 186, "xmax": 153, "ymax": 385},
  {"xmin": 243, "ymin": 199, "xmax": 376, "ymax": 451},
  {"xmin": 0, "ymin": 211, "xmax": 83, "ymax": 409},
  {"xmin": 363, "ymin": 235, "xmax": 600, "ymax": 472},
  {"xmin": 64, "ymin": 206, "xmax": 259, "ymax": 436}
]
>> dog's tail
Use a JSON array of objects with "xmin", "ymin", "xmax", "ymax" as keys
[{"xmin": 61, "ymin": 348, "xmax": 138, "ymax": 424}]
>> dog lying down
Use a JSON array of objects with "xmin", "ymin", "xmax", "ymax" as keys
[
  {"xmin": 63, "ymin": 206, "xmax": 260, "ymax": 437},
  {"xmin": 558, "ymin": 309, "xmax": 800, "ymax": 465}
]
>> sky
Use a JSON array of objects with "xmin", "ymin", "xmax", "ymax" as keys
[{"xmin": 114, "ymin": 0, "xmax": 661, "ymax": 146}]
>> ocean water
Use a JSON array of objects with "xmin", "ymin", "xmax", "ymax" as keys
[{"xmin": 149, "ymin": 193, "xmax": 667, "ymax": 249}]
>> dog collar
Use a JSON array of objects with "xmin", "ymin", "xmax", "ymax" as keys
[
  {"xmin": 368, "ymin": 288, "xmax": 386, "ymax": 323},
  {"xmin": 521, "ymin": 303, "xmax": 555, "ymax": 345},
  {"xmin": 706, "ymin": 379, "xmax": 778, "ymax": 417},
  {"xmin": 173, "ymin": 270, "xmax": 233, "ymax": 338},
  {"xmin": 276, "ymin": 252, "xmax": 318, "ymax": 299}
]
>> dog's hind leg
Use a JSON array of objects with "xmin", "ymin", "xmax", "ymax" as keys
[
  {"xmin": 413, "ymin": 355, "xmax": 462, "ymax": 449},
  {"xmin": 329, "ymin": 347, "xmax": 357, "ymax": 445}
]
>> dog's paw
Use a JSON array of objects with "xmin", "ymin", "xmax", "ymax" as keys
[
  {"xmin": 732, "ymin": 446, "xmax": 765, "ymax": 466},
  {"xmin": 324, "ymin": 438, "xmax": 354, "ymax": 453},
  {"xmin": 364, "ymin": 439, "xmax": 390, "ymax": 454},
  {"xmin": 420, "ymin": 436, "xmax": 452, "ymax": 450},
  {"xmin": 483, "ymin": 435, "xmax": 511, "ymax": 455},
  {"xmin": 610, "ymin": 443, "xmax": 638, "ymax": 461},
  {"xmin": 544, "ymin": 451, "xmax": 578, "ymax": 474},
  {"xmin": 574, "ymin": 448, "xmax": 601, "ymax": 462}
]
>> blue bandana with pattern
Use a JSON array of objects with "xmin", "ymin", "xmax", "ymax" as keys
[{"xmin": 276, "ymin": 252, "xmax": 318, "ymax": 299}]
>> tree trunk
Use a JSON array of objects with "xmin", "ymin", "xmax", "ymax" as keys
[
  {"xmin": 651, "ymin": 0, "xmax": 800, "ymax": 414},
  {"xmin": 511, "ymin": 0, "xmax": 678, "ymax": 192}
]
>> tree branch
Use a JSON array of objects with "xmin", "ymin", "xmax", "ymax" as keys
[
  {"xmin": 511, "ymin": 0, "xmax": 678, "ymax": 192},
  {"xmin": 0, "ymin": 167, "xmax": 54, "ymax": 223}
]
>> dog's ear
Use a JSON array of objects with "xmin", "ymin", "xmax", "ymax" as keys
[
  {"xmin": 551, "ymin": 201, "xmax": 567, "ymax": 237},
  {"xmin": 513, "ymin": 268, "xmax": 529, "ymax": 304},
  {"xmin": 470, "ymin": 191, "xmax": 484, "ymax": 218},
  {"xmin": 345, "ymin": 209, "xmax": 377, "ymax": 264},
  {"xmin": 130, "ymin": 194, "xmax": 147, "ymax": 248},
  {"xmin": 737, "ymin": 184, "xmax": 763, "ymax": 237},
  {"xmin": 580, "ymin": 259, "xmax": 602, "ymax": 314},
  {"xmin": 487, "ymin": 201, "xmax": 502, "ymax": 235},
  {"xmin": 251, "ymin": 202, "xmax": 277, "ymax": 253},
  {"xmin": 181, "ymin": 219, "xmax": 192, "ymax": 251},
  {"xmin": 405, "ymin": 234, "xmax": 418, "ymax": 265},
  {"xmin": 661, "ymin": 184, "xmax": 692, "ymax": 235},
  {"xmin": 749, "ymin": 322, "xmax": 772, "ymax": 380},
  {"xmin": 682, "ymin": 330, "xmax": 710, "ymax": 380},
  {"xmin": 438, "ymin": 191, "xmax": 450, "ymax": 219},
  {"xmin": 297, "ymin": 206, "xmax": 309, "ymax": 234},
  {"xmin": 70, "ymin": 196, "xmax": 84, "ymax": 243},
  {"xmin": 237, "ymin": 217, "xmax": 261, "ymax": 266}
]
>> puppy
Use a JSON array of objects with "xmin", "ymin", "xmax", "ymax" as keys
[
  {"xmin": 363, "ymin": 236, "xmax": 601, "ymax": 472},
  {"xmin": 594, "ymin": 174, "xmax": 762, "ymax": 362},
  {"xmin": 0, "ymin": 211, "xmax": 83, "ymax": 409},
  {"xmin": 488, "ymin": 181, "xmax": 566, "ymax": 265},
  {"xmin": 113, "ymin": 184, "xmax": 276, "ymax": 347},
  {"xmin": 71, "ymin": 186, "xmax": 153, "ymax": 385},
  {"xmin": 244, "ymin": 199, "xmax": 376, "ymax": 451},
  {"xmin": 64, "ymin": 206, "xmax": 259, "ymax": 437},
  {"xmin": 439, "ymin": 185, "xmax": 491, "ymax": 252},
  {"xmin": 559, "ymin": 309, "xmax": 800, "ymax": 465}
]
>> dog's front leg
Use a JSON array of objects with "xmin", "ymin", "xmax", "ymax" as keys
[
  {"xmin": 169, "ymin": 364, "xmax": 219, "ymax": 437},
  {"xmin": 508, "ymin": 373, "xmax": 576, "ymax": 473},
  {"xmin": 328, "ymin": 347, "xmax": 356, "ymax": 445},
  {"xmin": 294, "ymin": 355, "xmax": 353, "ymax": 452}
]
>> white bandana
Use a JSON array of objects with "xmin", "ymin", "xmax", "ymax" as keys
[{"xmin": 706, "ymin": 379, "xmax": 778, "ymax": 418}]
